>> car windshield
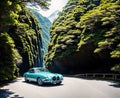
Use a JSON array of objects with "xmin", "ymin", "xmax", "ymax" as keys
[{"xmin": 35, "ymin": 68, "xmax": 49, "ymax": 73}]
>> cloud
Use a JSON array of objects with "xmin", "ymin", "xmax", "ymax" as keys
[{"xmin": 27, "ymin": 0, "xmax": 68, "ymax": 17}]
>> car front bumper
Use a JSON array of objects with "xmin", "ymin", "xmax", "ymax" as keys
[{"xmin": 42, "ymin": 78, "xmax": 62, "ymax": 84}]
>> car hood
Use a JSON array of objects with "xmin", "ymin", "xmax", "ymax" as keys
[{"xmin": 35, "ymin": 72, "xmax": 61, "ymax": 77}]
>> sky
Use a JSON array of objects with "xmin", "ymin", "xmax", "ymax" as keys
[{"xmin": 27, "ymin": 0, "xmax": 68, "ymax": 17}]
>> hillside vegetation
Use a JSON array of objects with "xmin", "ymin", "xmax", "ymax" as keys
[
  {"xmin": 45, "ymin": 0, "xmax": 120, "ymax": 74},
  {"xmin": 0, "ymin": 0, "xmax": 50, "ymax": 82}
]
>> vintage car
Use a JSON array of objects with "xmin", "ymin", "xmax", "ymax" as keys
[{"xmin": 23, "ymin": 67, "xmax": 63, "ymax": 85}]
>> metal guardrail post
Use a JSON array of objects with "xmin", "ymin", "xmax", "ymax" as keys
[{"xmin": 103, "ymin": 74, "xmax": 105, "ymax": 79}]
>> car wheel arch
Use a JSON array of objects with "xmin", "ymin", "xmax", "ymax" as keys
[
  {"xmin": 37, "ymin": 77, "xmax": 40, "ymax": 80},
  {"xmin": 37, "ymin": 77, "xmax": 43, "ymax": 86}
]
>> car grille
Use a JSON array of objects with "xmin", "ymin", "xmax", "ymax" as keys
[
  {"xmin": 52, "ymin": 76, "xmax": 60, "ymax": 81},
  {"xmin": 57, "ymin": 76, "xmax": 60, "ymax": 80}
]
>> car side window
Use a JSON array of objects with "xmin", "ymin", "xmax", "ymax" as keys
[
  {"xmin": 35, "ymin": 69, "xmax": 43, "ymax": 73},
  {"xmin": 29, "ymin": 69, "xmax": 35, "ymax": 73}
]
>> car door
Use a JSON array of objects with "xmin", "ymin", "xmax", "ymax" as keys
[{"xmin": 27, "ymin": 69, "xmax": 36, "ymax": 82}]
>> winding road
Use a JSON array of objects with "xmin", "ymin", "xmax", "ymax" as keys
[{"xmin": 0, "ymin": 77, "xmax": 120, "ymax": 98}]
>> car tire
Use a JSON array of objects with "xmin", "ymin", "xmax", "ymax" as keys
[
  {"xmin": 37, "ymin": 78, "xmax": 43, "ymax": 86},
  {"xmin": 57, "ymin": 81, "xmax": 62, "ymax": 85}
]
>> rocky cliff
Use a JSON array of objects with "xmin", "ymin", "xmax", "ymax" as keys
[{"xmin": 32, "ymin": 10, "xmax": 51, "ymax": 66}]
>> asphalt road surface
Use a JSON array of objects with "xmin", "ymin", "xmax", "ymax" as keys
[{"xmin": 0, "ymin": 77, "xmax": 120, "ymax": 98}]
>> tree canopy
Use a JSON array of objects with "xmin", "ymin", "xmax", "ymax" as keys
[
  {"xmin": 45, "ymin": 0, "xmax": 120, "ymax": 73},
  {"xmin": 0, "ymin": 0, "xmax": 50, "ymax": 31}
]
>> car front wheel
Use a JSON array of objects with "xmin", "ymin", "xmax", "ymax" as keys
[{"xmin": 37, "ymin": 78, "xmax": 43, "ymax": 86}]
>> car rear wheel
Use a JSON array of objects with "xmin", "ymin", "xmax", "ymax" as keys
[{"xmin": 37, "ymin": 78, "xmax": 43, "ymax": 86}]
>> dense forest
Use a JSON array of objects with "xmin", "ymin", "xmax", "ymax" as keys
[
  {"xmin": 45, "ymin": 0, "xmax": 120, "ymax": 74},
  {"xmin": 0, "ymin": 0, "xmax": 120, "ymax": 83},
  {"xmin": 0, "ymin": 0, "xmax": 51, "ymax": 82}
]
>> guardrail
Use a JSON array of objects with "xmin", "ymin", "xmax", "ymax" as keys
[{"xmin": 70, "ymin": 73, "xmax": 120, "ymax": 80}]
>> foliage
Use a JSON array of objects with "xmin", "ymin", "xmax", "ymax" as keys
[
  {"xmin": 0, "ymin": 0, "xmax": 51, "ymax": 31},
  {"xmin": 45, "ymin": 0, "xmax": 120, "ymax": 72},
  {"xmin": 0, "ymin": 1, "xmax": 20, "ymax": 31},
  {"xmin": 0, "ymin": 0, "xmax": 48, "ymax": 82},
  {"xmin": 45, "ymin": 0, "xmax": 101, "ymax": 66},
  {"xmin": 21, "ymin": 0, "xmax": 51, "ymax": 9},
  {"xmin": 0, "ymin": 32, "xmax": 21, "ymax": 81},
  {"xmin": 0, "ymin": 0, "xmax": 52, "ymax": 82}
]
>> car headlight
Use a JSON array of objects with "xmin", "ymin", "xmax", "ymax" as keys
[
  {"xmin": 45, "ymin": 75, "xmax": 51, "ymax": 79},
  {"xmin": 43, "ymin": 76, "xmax": 50, "ymax": 81}
]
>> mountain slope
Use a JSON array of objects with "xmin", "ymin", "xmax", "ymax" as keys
[
  {"xmin": 45, "ymin": 0, "xmax": 120, "ymax": 74},
  {"xmin": 0, "ymin": 1, "xmax": 51, "ymax": 82},
  {"xmin": 48, "ymin": 10, "xmax": 60, "ymax": 22},
  {"xmin": 32, "ymin": 10, "xmax": 51, "ymax": 66}
]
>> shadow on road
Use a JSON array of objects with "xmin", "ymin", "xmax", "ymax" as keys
[
  {"xmin": 0, "ymin": 89, "xmax": 23, "ymax": 98},
  {"xmin": 22, "ymin": 81, "xmax": 64, "ymax": 87},
  {"xmin": 0, "ymin": 78, "xmax": 24, "ymax": 98},
  {"xmin": 109, "ymin": 83, "xmax": 120, "ymax": 88},
  {"xmin": 0, "ymin": 78, "xmax": 22, "ymax": 88}
]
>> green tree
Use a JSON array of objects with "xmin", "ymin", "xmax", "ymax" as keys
[
  {"xmin": 0, "ymin": 0, "xmax": 51, "ymax": 32},
  {"xmin": 45, "ymin": 0, "xmax": 120, "ymax": 73},
  {"xmin": 0, "ymin": 0, "xmax": 51, "ymax": 82},
  {"xmin": 18, "ymin": 0, "xmax": 51, "ymax": 9}
]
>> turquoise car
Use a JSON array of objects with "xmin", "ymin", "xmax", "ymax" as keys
[{"xmin": 23, "ymin": 67, "xmax": 63, "ymax": 85}]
